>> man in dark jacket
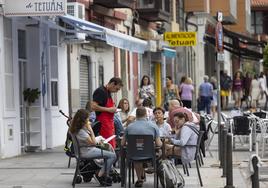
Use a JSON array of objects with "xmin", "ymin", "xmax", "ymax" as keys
[{"xmin": 220, "ymin": 70, "xmax": 232, "ymax": 110}]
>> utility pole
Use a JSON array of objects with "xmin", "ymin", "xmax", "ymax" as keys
[{"xmin": 215, "ymin": 11, "xmax": 224, "ymax": 161}]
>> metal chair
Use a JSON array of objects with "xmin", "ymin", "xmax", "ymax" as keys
[
  {"xmin": 125, "ymin": 134, "xmax": 158, "ymax": 188},
  {"xmin": 168, "ymin": 131, "xmax": 204, "ymax": 187},
  {"xmin": 257, "ymin": 119, "xmax": 268, "ymax": 157},
  {"xmin": 232, "ymin": 116, "xmax": 253, "ymax": 151},
  {"xmin": 253, "ymin": 111, "xmax": 267, "ymax": 119},
  {"xmin": 69, "ymin": 132, "xmax": 108, "ymax": 188}
]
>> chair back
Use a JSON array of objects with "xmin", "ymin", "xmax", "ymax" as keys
[
  {"xmin": 69, "ymin": 131, "xmax": 81, "ymax": 160},
  {"xmin": 253, "ymin": 112, "xmax": 267, "ymax": 119},
  {"xmin": 233, "ymin": 116, "xmax": 251, "ymax": 135},
  {"xmin": 195, "ymin": 131, "xmax": 204, "ymax": 157},
  {"xmin": 126, "ymin": 134, "xmax": 155, "ymax": 161}
]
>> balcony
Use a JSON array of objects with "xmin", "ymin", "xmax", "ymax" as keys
[
  {"xmin": 136, "ymin": 0, "xmax": 171, "ymax": 22},
  {"xmin": 185, "ymin": 0, "xmax": 208, "ymax": 13},
  {"xmin": 93, "ymin": 0, "xmax": 134, "ymax": 8},
  {"xmin": 210, "ymin": 0, "xmax": 237, "ymax": 25}
]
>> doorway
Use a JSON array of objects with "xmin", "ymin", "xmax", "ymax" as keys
[
  {"xmin": 18, "ymin": 29, "xmax": 27, "ymax": 153},
  {"xmin": 79, "ymin": 56, "xmax": 92, "ymax": 108}
]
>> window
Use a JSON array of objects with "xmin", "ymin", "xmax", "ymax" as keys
[
  {"xmin": 98, "ymin": 65, "xmax": 104, "ymax": 87},
  {"xmin": 51, "ymin": 81, "xmax": 58, "ymax": 106},
  {"xmin": 170, "ymin": 0, "xmax": 174, "ymax": 21},
  {"xmin": 164, "ymin": 0, "xmax": 170, "ymax": 13},
  {"xmin": 4, "ymin": 18, "xmax": 15, "ymax": 110},
  {"xmin": 176, "ymin": 0, "xmax": 184, "ymax": 30},
  {"xmin": 18, "ymin": 30, "xmax": 26, "ymax": 59},
  {"xmin": 251, "ymin": 11, "xmax": 263, "ymax": 34},
  {"xmin": 49, "ymin": 29, "xmax": 59, "ymax": 106}
]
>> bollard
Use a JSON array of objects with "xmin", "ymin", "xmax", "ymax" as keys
[
  {"xmin": 224, "ymin": 133, "xmax": 235, "ymax": 188},
  {"xmin": 219, "ymin": 124, "xmax": 222, "ymax": 168},
  {"xmin": 219, "ymin": 123, "xmax": 224, "ymax": 168},
  {"xmin": 251, "ymin": 156, "xmax": 260, "ymax": 188},
  {"xmin": 222, "ymin": 128, "xmax": 228, "ymax": 177}
]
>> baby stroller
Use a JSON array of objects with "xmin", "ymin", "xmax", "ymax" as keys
[{"xmin": 59, "ymin": 110, "xmax": 121, "ymax": 184}]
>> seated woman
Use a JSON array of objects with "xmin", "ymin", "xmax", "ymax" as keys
[
  {"xmin": 117, "ymin": 98, "xmax": 130, "ymax": 128},
  {"xmin": 166, "ymin": 112, "xmax": 199, "ymax": 164},
  {"xmin": 69, "ymin": 109, "xmax": 117, "ymax": 186}
]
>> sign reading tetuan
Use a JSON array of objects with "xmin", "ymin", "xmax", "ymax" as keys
[
  {"xmin": 4, "ymin": 0, "xmax": 66, "ymax": 17},
  {"xmin": 164, "ymin": 32, "xmax": 197, "ymax": 47}
]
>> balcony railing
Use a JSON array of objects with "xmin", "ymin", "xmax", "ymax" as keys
[
  {"xmin": 93, "ymin": 0, "xmax": 134, "ymax": 8},
  {"xmin": 136, "ymin": 0, "xmax": 171, "ymax": 22}
]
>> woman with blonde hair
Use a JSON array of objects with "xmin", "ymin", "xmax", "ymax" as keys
[{"xmin": 180, "ymin": 77, "xmax": 194, "ymax": 108}]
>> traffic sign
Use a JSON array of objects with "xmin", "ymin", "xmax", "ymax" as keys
[
  {"xmin": 217, "ymin": 52, "xmax": 225, "ymax": 62},
  {"xmin": 215, "ymin": 11, "xmax": 224, "ymax": 53},
  {"xmin": 164, "ymin": 32, "xmax": 197, "ymax": 46}
]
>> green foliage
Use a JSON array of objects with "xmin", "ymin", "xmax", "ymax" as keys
[
  {"xmin": 23, "ymin": 88, "xmax": 41, "ymax": 105},
  {"xmin": 263, "ymin": 44, "xmax": 268, "ymax": 68}
]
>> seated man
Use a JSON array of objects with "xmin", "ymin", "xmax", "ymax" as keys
[
  {"xmin": 166, "ymin": 112, "xmax": 199, "ymax": 164},
  {"xmin": 121, "ymin": 106, "xmax": 162, "ymax": 187},
  {"xmin": 153, "ymin": 107, "xmax": 172, "ymax": 137}
]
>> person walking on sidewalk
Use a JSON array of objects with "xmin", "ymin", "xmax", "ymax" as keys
[
  {"xmin": 91, "ymin": 77, "xmax": 123, "ymax": 148},
  {"xmin": 180, "ymin": 77, "xmax": 194, "ymax": 109},
  {"xmin": 198, "ymin": 75, "xmax": 213, "ymax": 114},
  {"xmin": 220, "ymin": 70, "xmax": 232, "ymax": 110},
  {"xmin": 232, "ymin": 71, "xmax": 244, "ymax": 109},
  {"xmin": 250, "ymin": 74, "xmax": 261, "ymax": 109}
]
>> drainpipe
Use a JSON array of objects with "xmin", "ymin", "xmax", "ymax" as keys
[
  {"xmin": 185, "ymin": 12, "xmax": 198, "ymax": 32},
  {"xmin": 185, "ymin": 12, "xmax": 198, "ymax": 109},
  {"xmin": 67, "ymin": 44, "xmax": 72, "ymax": 117}
]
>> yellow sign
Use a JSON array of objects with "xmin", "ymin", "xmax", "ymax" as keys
[{"xmin": 164, "ymin": 32, "xmax": 197, "ymax": 46}]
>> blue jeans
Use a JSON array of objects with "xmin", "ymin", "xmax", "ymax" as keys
[
  {"xmin": 81, "ymin": 147, "xmax": 116, "ymax": 174},
  {"xmin": 200, "ymin": 96, "xmax": 212, "ymax": 114}
]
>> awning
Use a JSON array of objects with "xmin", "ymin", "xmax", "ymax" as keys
[
  {"xmin": 223, "ymin": 28, "xmax": 266, "ymax": 48},
  {"xmin": 162, "ymin": 47, "xmax": 176, "ymax": 58},
  {"xmin": 59, "ymin": 14, "xmax": 148, "ymax": 53},
  {"xmin": 204, "ymin": 35, "xmax": 263, "ymax": 61}
]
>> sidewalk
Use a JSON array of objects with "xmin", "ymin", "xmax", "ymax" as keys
[{"xmin": 0, "ymin": 131, "xmax": 268, "ymax": 187}]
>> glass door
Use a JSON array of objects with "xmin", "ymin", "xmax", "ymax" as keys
[{"xmin": 18, "ymin": 29, "xmax": 27, "ymax": 153}]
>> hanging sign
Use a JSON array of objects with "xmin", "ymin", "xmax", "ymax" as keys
[
  {"xmin": 215, "ymin": 12, "xmax": 224, "ymax": 52},
  {"xmin": 164, "ymin": 32, "xmax": 197, "ymax": 46},
  {"xmin": 4, "ymin": 0, "xmax": 66, "ymax": 17}
]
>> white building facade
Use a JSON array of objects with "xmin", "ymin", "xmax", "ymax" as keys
[
  {"xmin": 0, "ymin": 1, "xmax": 69, "ymax": 158},
  {"xmin": 0, "ymin": 1, "xmax": 148, "ymax": 158}
]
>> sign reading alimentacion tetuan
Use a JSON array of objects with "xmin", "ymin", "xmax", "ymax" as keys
[
  {"xmin": 4, "ymin": 0, "xmax": 66, "ymax": 17},
  {"xmin": 164, "ymin": 32, "xmax": 197, "ymax": 47}
]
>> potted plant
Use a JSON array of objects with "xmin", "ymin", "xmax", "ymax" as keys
[{"xmin": 23, "ymin": 88, "xmax": 41, "ymax": 105}]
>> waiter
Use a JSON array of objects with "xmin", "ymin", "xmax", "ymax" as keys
[{"xmin": 91, "ymin": 77, "xmax": 123, "ymax": 148}]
